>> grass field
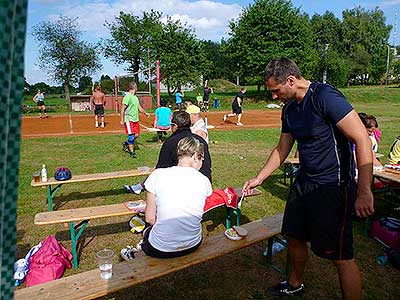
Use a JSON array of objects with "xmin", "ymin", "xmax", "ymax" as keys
[{"xmin": 17, "ymin": 85, "xmax": 400, "ymax": 299}]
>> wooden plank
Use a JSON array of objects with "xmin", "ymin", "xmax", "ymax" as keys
[
  {"xmin": 15, "ymin": 214, "xmax": 283, "ymax": 300},
  {"xmin": 376, "ymin": 153, "xmax": 384, "ymax": 159},
  {"xmin": 284, "ymin": 157, "xmax": 299, "ymax": 165},
  {"xmin": 146, "ymin": 127, "xmax": 170, "ymax": 133},
  {"xmin": 31, "ymin": 168, "xmax": 154, "ymax": 187},
  {"xmin": 374, "ymin": 169, "xmax": 400, "ymax": 183},
  {"xmin": 234, "ymin": 187, "xmax": 262, "ymax": 198},
  {"xmin": 34, "ymin": 203, "xmax": 139, "ymax": 225}
]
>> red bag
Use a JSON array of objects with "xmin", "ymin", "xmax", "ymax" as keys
[
  {"xmin": 25, "ymin": 235, "xmax": 72, "ymax": 287},
  {"xmin": 370, "ymin": 217, "xmax": 400, "ymax": 250}
]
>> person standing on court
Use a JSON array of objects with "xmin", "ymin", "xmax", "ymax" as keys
[
  {"xmin": 90, "ymin": 85, "xmax": 106, "ymax": 128},
  {"xmin": 223, "ymin": 87, "xmax": 246, "ymax": 126},
  {"xmin": 175, "ymin": 88, "xmax": 184, "ymax": 111},
  {"xmin": 120, "ymin": 81, "xmax": 150, "ymax": 158},
  {"xmin": 243, "ymin": 58, "xmax": 374, "ymax": 299},
  {"xmin": 33, "ymin": 90, "xmax": 48, "ymax": 118}
]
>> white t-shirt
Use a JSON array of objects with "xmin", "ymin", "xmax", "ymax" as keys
[
  {"xmin": 144, "ymin": 166, "xmax": 212, "ymax": 252},
  {"xmin": 191, "ymin": 118, "xmax": 209, "ymax": 144}
]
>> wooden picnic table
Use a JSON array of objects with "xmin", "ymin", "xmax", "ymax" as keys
[
  {"xmin": 373, "ymin": 168, "xmax": 400, "ymax": 183},
  {"xmin": 31, "ymin": 168, "xmax": 154, "ymax": 211}
]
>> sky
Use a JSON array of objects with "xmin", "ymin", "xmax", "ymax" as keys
[{"xmin": 25, "ymin": 0, "xmax": 400, "ymax": 85}]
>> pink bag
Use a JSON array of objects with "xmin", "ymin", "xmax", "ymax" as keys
[
  {"xmin": 370, "ymin": 217, "xmax": 400, "ymax": 250},
  {"xmin": 25, "ymin": 235, "xmax": 72, "ymax": 287}
]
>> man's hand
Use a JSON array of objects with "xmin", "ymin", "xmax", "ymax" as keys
[
  {"xmin": 242, "ymin": 177, "xmax": 263, "ymax": 196},
  {"xmin": 120, "ymin": 120, "xmax": 124, "ymax": 126},
  {"xmin": 354, "ymin": 189, "xmax": 374, "ymax": 218}
]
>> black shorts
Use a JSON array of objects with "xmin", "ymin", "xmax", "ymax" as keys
[
  {"xmin": 37, "ymin": 101, "xmax": 45, "ymax": 106},
  {"xmin": 141, "ymin": 225, "xmax": 202, "ymax": 258},
  {"xmin": 282, "ymin": 179, "xmax": 357, "ymax": 260},
  {"xmin": 94, "ymin": 104, "xmax": 104, "ymax": 116},
  {"xmin": 232, "ymin": 101, "xmax": 242, "ymax": 114}
]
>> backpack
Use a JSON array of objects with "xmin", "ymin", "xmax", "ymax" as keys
[
  {"xmin": 25, "ymin": 235, "xmax": 72, "ymax": 287},
  {"xmin": 370, "ymin": 217, "xmax": 400, "ymax": 250}
]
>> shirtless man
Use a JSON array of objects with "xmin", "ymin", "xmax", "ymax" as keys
[{"xmin": 90, "ymin": 85, "xmax": 106, "ymax": 128}]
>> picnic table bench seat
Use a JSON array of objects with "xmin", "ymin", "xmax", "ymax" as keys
[
  {"xmin": 31, "ymin": 168, "xmax": 154, "ymax": 211},
  {"xmin": 34, "ymin": 188, "xmax": 262, "ymax": 269},
  {"xmin": 15, "ymin": 214, "xmax": 284, "ymax": 300}
]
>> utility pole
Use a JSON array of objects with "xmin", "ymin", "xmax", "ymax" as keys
[
  {"xmin": 236, "ymin": 63, "xmax": 239, "ymax": 86},
  {"xmin": 322, "ymin": 43, "xmax": 330, "ymax": 84},
  {"xmin": 386, "ymin": 45, "xmax": 390, "ymax": 85}
]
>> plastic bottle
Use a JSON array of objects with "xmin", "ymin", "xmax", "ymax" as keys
[
  {"xmin": 41, "ymin": 164, "xmax": 48, "ymax": 182},
  {"xmin": 263, "ymin": 240, "xmax": 287, "ymax": 256}
]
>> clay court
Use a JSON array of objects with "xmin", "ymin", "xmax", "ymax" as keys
[{"xmin": 21, "ymin": 109, "xmax": 282, "ymax": 138}]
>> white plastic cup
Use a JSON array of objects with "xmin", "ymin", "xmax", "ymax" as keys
[{"xmin": 96, "ymin": 249, "xmax": 114, "ymax": 279}]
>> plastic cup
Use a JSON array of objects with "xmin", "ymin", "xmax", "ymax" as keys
[
  {"xmin": 96, "ymin": 249, "xmax": 114, "ymax": 279},
  {"xmin": 33, "ymin": 172, "xmax": 40, "ymax": 183}
]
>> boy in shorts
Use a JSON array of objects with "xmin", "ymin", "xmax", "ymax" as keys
[
  {"xmin": 120, "ymin": 82, "xmax": 150, "ymax": 158},
  {"xmin": 90, "ymin": 85, "xmax": 106, "ymax": 128}
]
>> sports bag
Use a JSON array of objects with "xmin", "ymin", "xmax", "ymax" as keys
[
  {"xmin": 25, "ymin": 235, "xmax": 72, "ymax": 287},
  {"xmin": 370, "ymin": 217, "xmax": 400, "ymax": 250}
]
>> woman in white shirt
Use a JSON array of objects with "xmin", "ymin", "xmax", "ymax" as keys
[{"xmin": 142, "ymin": 136, "xmax": 212, "ymax": 258}]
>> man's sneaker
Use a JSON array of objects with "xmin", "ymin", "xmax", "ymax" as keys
[
  {"xmin": 101, "ymin": 123, "xmax": 105, "ymax": 128},
  {"xmin": 268, "ymin": 281, "xmax": 305, "ymax": 296},
  {"xmin": 236, "ymin": 122, "xmax": 244, "ymax": 126},
  {"xmin": 122, "ymin": 142, "xmax": 129, "ymax": 153},
  {"xmin": 120, "ymin": 245, "xmax": 137, "ymax": 261},
  {"xmin": 130, "ymin": 152, "xmax": 137, "ymax": 158},
  {"xmin": 95, "ymin": 122, "xmax": 99, "ymax": 128},
  {"xmin": 223, "ymin": 115, "xmax": 227, "ymax": 122}
]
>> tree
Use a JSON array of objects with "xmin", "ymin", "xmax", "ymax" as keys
[
  {"xmin": 341, "ymin": 7, "xmax": 392, "ymax": 83},
  {"xmin": 78, "ymin": 76, "xmax": 92, "ymax": 93},
  {"xmin": 224, "ymin": 0, "xmax": 317, "ymax": 91},
  {"xmin": 105, "ymin": 10, "xmax": 163, "ymax": 84},
  {"xmin": 32, "ymin": 16, "xmax": 101, "ymax": 104},
  {"xmin": 154, "ymin": 16, "xmax": 211, "ymax": 94},
  {"xmin": 201, "ymin": 40, "xmax": 230, "ymax": 80}
]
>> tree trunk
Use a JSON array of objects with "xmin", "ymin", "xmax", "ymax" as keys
[
  {"xmin": 257, "ymin": 84, "xmax": 261, "ymax": 92},
  {"xmin": 64, "ymin": 83, "xmax": 71, "ymax": 111},
  {"xmin": 167, "ymin": 85, "xmax": 171, "ymax": 96}
]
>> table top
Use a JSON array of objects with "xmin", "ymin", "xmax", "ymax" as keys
[
  {"xmin": 31, "ymin": 168, "xmax": 154, "ymax": 187},
  {"xmin": 284, "ymin": 157, "xmax": 299, "ymax": 165},
  {"xmin": 373, "ymin": 168, "xmax": 400, "ymax": 183}
]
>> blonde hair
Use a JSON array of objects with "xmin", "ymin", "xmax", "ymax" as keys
[{"xmin": 177, "ymin": 136, "xmax": 204, "ymax": 160}]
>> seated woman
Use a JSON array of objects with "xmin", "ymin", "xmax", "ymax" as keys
[
  {"xmin": 154, "ymin": 99, "xmax": 172, "ymax": 142},
  {"xmin": 388, "ymin": 135, "xmax": 400, "ymax": 165},
  {"xmin": 141, "ymin": 136, "xmax": 212, "ymax": 258}
]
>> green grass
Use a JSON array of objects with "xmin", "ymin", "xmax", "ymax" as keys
[{"xmin": 16, "ymin": 86, "xmax": 400, "ymax": 299}]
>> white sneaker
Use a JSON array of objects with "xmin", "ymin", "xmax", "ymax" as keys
[
  {"xmin": 120, "ymin": 245, "xmax": 137, "ymax": 261},
  {"xmin": 223, "ymin": 115, "xmax": 227, "ymax": 122},
  {"xmin": 136, "ymin": 239, "xmax": 144, "ymax": 251},
  {"xmin": 236, "ymin": 122, "xmax": 243, "ymax": 126},
  {"xmin": 101, "ymin": 123, "xmax": 105, "ymax": 128},
  {"xmin": 95, "ymin": 122, "xmax": 99, "ymax": 128}
]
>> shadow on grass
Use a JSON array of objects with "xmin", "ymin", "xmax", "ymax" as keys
[
  {"xmin": 15, "ymin": 230, "xmax": 33, "ymax": 259},
  {"xmin": 53, "ymin": 189, "xmax": 129, "ymax": 210},
  {"xmin": 260, "ymin": 174, "xmax": 290, "ymax": 202}
]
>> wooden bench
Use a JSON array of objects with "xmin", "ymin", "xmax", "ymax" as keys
[
  {"xmin": 15, "ymin": 214, "xmax": 284, "ymax": 300},
  {"xmin": 31, "ymin": 168, "xmax": 154, "ymax": 211},
  {"xmin": 34, "ymin": 188, "xmax": 261, "ymax": 269}
]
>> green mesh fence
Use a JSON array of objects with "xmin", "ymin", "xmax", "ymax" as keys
[{"xmin": 0, "ymin": 1, "xmax": 27, "ymax": 299}]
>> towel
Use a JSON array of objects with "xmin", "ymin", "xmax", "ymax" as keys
[{"xmin": 204, "ymin": 187, "xmax": 238, "ymax": 213}]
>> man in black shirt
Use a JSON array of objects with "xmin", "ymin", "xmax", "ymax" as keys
[
  {"xmin": 223, "ymin": 87, "xmax": 246, "ymax": 126},
  {"xmin": 156, "ymin": 111, "xmax": 212, "ymax": 182}
]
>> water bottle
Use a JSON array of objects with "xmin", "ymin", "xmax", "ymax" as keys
[
  {"xmin": 41, "ymin": 164, "xmax": 48, "ymax": 182},
  {"xmin": 263, "ymin": 240, "xmax": 286, "ymax": 256}
]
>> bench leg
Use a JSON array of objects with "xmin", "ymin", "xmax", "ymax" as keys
[
  {"xmin": 47, "ymin": 184, "xmax": 62, "ymax": 211},
  {"xmin": 265, "ymin": 236, "xmax": 290, "ymax": 277},
  {"xmin": 69, "ymin": 220, "xmax": 89, "ymax": 269},
  {"xmin": 225, "ymin": 207, "xmax": 232, "ymax": 229}
]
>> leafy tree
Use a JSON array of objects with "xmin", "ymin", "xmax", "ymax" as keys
[
  {"xmin": 100, "ymin": 74, "xmax": 111, "ymax": 81},
  {"xmin": 224, "ymin": 0, "xmax": 317, "ymax": 91},
  {"xmin": 201, "ymin": 40, "xmax": 230, "ymax": 80},
  {"xmin": 154, "ymin": 16, "xmax": 211, "ymax": 94},
  {"xmin": 31, "ymin": 82, "xmax": 50, "ymax": 94},
  {"xmin": 32, "ymin": 16, "xmax": 102, "ymax": 104},
  {"xmin": 78, "ymin": 76, "xmax": 93, "ymax": 93},
  {"xmin": 105, "ymin": 10, "xmax": 163, "ymax": 84},
  {"xmin": 341, "ymin": 6, "xmax": 392, "ymax": 83}
]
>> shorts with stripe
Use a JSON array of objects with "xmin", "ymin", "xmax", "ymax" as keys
[
  {"xmin": 282, "ymin": 179, "xmax": 357, "ymax": 260},
  {"xmin": 124, "ymin": 121, "xmax": 140, "ymax": 135}
]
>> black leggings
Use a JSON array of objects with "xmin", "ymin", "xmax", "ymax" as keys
[{"xmin": 141, "ymin": 226, "xmax": 202, "ymax": 258}]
